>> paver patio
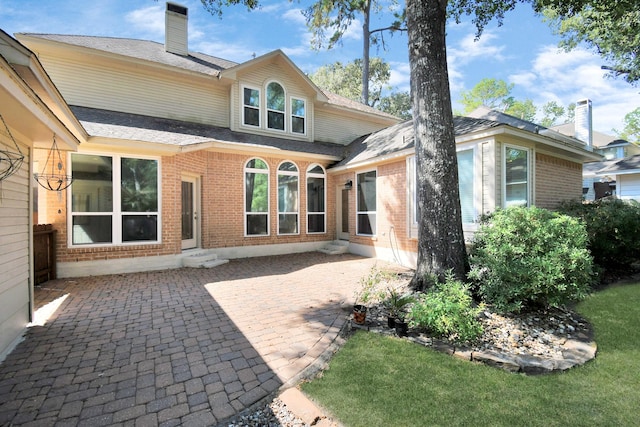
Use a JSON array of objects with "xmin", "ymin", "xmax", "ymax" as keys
[{"xmin": 0, "ymin": 253, "xmax": 404, "ymax": 426}]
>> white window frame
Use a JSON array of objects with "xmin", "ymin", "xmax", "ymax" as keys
[
  {"xmin": 407, "ymin": 145, "xmax": 481, "ymax": 239},
  {"xmin": 356, "ymin": 169, "xmax": 377, "ymax": 237},
  {"xmin": 266, "ymin": 80, "xmax": 286, "ymax": 132},
  {"xmin": 242, "ymin": 84, "xmax": 261, "ymax": 128},
  {"xmin": 502, "ymin": 144, "xmax": 531, "ymax": 208},
  {"xmin": 306, "ymin": 164, "xmax": 326, "ymax": 234},
  {"xmin": 68, "ymin": 152, "xmax": 162, "ymax": 247},
  {"xmin": 290, "ymin": 96, "xmax": 307, "ymax": 136},
  {"xmin": 277, "ymin": 160, "xmax": 300, "ymax": 235},
  {"xmin": 244, "ymin": 157, "xmax": 270, "ymax": 237}
]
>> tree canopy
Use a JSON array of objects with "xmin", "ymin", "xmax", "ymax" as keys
[{"xmin": 309, "ymin": 58, "xmax": 412, "ymax": 119}]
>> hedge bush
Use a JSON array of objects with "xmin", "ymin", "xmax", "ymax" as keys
[
  {"xmin": 468, "ymin": 206, "xmax": 594, "ymax": 313},
  {"xmin": 557, "ymin": 198, "xmax": 640, "ymax": 270}
]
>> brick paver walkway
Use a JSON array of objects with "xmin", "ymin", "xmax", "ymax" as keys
[{"xmin": 0, "ymin": 253, "xmax": 401, "ymax": 426}]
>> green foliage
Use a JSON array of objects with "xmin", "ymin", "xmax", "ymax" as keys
[
  {"xmin": 539, "ymin": 0, "xmax": 640, "ymax": 84},
  {"xmin": 615, "ymin": 107, "xmax": 640, "ymax": 143},
  {"xmin": 309, "ymin": 58, "xmax": 390, "ymax": 106},
  {"xmin": 558, "ymin": 199, "xmax": 640, "ymax": 269},
  {"xmin": 355, "ymin": 266, "xmax": 395, "ymax": 305},
  {"xmin": 469, "ymin": 207, "xmax": 594, "ymax": 312},
  {"xmin": 408, "ymin": 273, "xmax": 484, "ymax": 341},
  {"xmin": 460, "ymin": 78, "xmax": 514, "ymax": 113},
  {"xmin": 377, "ymin": 91, "xmax": 412, "ymax": 120},
  {"xmin": 382, "ymin": 287, "xmax": 416, "ymax": 319}
]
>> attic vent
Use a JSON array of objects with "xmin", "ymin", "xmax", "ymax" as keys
[{"xmin": 167, "ymin": 3, "xmax": 187, "ymax": 16}]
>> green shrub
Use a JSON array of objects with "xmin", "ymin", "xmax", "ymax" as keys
[
  {"xmin": 468, "ymin": 206, "xmax": 594, "ymax": 313},
  {"xmin": 408, "ymin": 273, "xmax": 484, "ymax": 341},
  {"xmin": 558, "ymin": 199, "xmax": 640, "ymax": 269}
]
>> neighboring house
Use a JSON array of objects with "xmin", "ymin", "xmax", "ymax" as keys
[
  {"xmin": 549, "ymin": 99, "xmax": 640, "ymax": 200},
  {"xmin": 0, "ymin": 30, "xmax": 81, "ymax": 358},
  {"xmin": 13, "ymin": 2, "xmax": 600, "ymax": 278}
]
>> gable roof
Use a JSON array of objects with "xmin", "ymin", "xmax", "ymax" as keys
[
  {"xmin": 595, "ymin": 154, "xmax": 640, "ymax": 176},
  {"xmin": 334, "ymin": 116, "xmax": 501, "ymax": 168},
  {"xmin": 72, "ymin": 106, "xmax": 345, "ymax": 159},
  {"xmin": 467, "ymin": 105, "xmax": 542, "ymax": 133},
  {"xmin": 18, "ymin": 33, "xmax": 399, "ymax": 122}
]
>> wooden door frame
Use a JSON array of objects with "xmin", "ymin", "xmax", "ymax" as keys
[{"xmin": 181, "ymin": 175, "xmax": 200, "ymax": 250}]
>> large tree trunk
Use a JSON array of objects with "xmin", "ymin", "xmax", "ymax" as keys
[{"xmin": 406, "ymin": 0, "xmax": 469, "ymax": 290}]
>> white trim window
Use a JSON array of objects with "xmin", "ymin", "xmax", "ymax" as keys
[
  {"xmin": 70, "ymin": 153, "xmax": 160, "ymax": 246},
  {"xmin": 245, "ymin": 158, "xmax": 270, "ymax": 236},
  {"xmin": 356, "ymin": 170, "xmax": 377, "ymax": 236},
  {"xmin": 243, "ymin": 86, "xmax": 260, "ymax": 127},
  {"xmin": 408, "ymin": 149, "xmax": 478, "ymax": 238},
  {"xmin": 277, "ymin": 161, "xmax": 299, "ymax": 235},
  {"xmin": 503, "ymin": 145, "xmax": 530, "ymax": 207},
  {"xmin": 266, "ymin": 81, "xmax": 285, "ymax": 131},
  {"xmin": 306, "ymin": 164, "xmax": 326, "ymax": 233},
  {"xmin": 457, "ymin": 149, "xmax": 476, "ymax": 223},
  {"xmin": 291, "ymin": 97, "xmax": 306, "ymax": 135}
]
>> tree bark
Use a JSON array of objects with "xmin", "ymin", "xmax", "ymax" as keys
[
  {"xmin": 362, "ymin": 0, "xmax": 371, "ymax": 105},
  {"xmin": 406, "ymin": 0, "xmax": 469, "ymax": 290}
]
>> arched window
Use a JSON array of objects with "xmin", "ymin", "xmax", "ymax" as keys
[
  {"xmin": 306, "ymin": 164, "xmax": 325, "ymax": 233},
  {"xmin": 266, "ymin": 82, "xmax": 285, "ymax": 131},
  {"xmin": 245, "ymin": 158, "xmax": 269, "ymax": 236},
  {"xmin": 277, "ymin": 161, "xmax": 299, "ymax": 234}
]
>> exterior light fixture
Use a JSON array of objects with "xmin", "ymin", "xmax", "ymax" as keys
[{"xmin": 344, "ymin": 180, "xmax": 353, "ymax": 190}]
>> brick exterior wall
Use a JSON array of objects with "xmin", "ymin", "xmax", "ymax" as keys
[
  {"xmin": 534, "ymin": 153, "xmax": 583, "ymax": 209},
  {"xmin": 39, "ymin": 149, "xmax": 334, "ymax": 264}
]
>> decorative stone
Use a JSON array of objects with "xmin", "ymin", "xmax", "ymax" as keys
[{"xmin": 472, "ymin": 350, "xmax": 521, "ymax": 373}]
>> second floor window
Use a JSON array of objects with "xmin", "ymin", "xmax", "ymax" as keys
[
  {"xmin": 243, "ymin": 87, "xmax": 260, "ymax": 127},
  {"xmin": 267, "ymin": 82, "xmax": 285, "ymax": 131},
  {"xmin": 291, "ymin": 98, "xmax": 306, "ymax": 134}
]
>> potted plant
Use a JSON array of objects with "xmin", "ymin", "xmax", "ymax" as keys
[
  {"xmin": 383, "ymin": 287, "xmax": 416, "ymax": 334},
  {"xmin": 352, "ymin": 267, "xmax": 387, "ymax": 325}
]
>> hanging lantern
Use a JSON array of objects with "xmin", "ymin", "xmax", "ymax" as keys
[
  {"xmin": 0, "ymin": 114, "xmax": 25, "ymax": 181},
  {"xmin": 34, "ymin": 134, "xmax": 74, "ymax": 191}
]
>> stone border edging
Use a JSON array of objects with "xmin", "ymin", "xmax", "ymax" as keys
[{"xmin": 350, "ymin": 321, "xmax": 597, "ymax": 375}]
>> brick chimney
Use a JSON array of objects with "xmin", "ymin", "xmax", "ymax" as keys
[
  {"xmin": 575, "ymin": 99, "xmax": 593, "ymax": 147},
  {"xmin": 165, "ymin": 2, "xmax": 188, "ymax": 56}
]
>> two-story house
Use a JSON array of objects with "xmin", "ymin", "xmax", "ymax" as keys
[{"xmin": 15, "ymin": 2, "xmax": 600, "ymax": 278}]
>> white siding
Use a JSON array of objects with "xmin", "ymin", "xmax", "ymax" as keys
[
  {"xmin": 618, "ymin": 174, "xmax": 640, "ymax": 200},
  {"xmin": 315, "ymin": 109, "xmax": 387, "ymax": 145},
  {"xmin": 0, "ymin": 133, "xmax": 30, "ymax": 358},
  {"xmin": 37, "ymin": 55, "xmax": 229, "ymax": 127}
]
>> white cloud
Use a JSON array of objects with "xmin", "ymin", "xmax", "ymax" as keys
[
  {"xmin": 125, "ymin": 5, "xmax": 165, "ymax": 37},
  {"xmin": 389, "ymin": 61, "xmax": 410, "ymax": 92},
  {"xmin": 514, "ymin": 45, "xmax": 640, "ymax": 133},
  {"xmin": 282, "ymin": 8, "xmax": 307, "ymax": 26}
]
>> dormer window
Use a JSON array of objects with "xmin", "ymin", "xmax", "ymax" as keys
[
  {"xmin": 240, "ymin": 82, "xmax": 307, "ymax": 136},
  {"xmin": 266, "ymin": 82, "xmax": 285, "ymax": 131},
  {"xmin": 243, "ymin": 87, "xmax": 260, "ymax": 127}
]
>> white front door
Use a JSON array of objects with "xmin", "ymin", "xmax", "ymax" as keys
[
  {"xmin": 181, "ymin": 176, "xmax": 198, "ymax": 249},
  {"xmin": 336, "ymin": 185, "xmax": 350, "ymax": 240}
]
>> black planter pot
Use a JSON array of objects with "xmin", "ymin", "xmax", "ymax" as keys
[
  {"xmin": 387, "ymin": 316, "xmax": 396, "ymax": 329},
  {"xmin": 395, "ymin": 319, "xmax": 408, "ymax": 337}
]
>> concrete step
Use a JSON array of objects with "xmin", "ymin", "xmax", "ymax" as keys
[
  {"xmin": 182, "ymin": 250, "xmax": 228, "ymax": 268},
  {"xmin": 318, "ymin": 240, "xmax": 350, "ymax": 255}
]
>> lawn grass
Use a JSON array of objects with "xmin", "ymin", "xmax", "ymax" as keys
[{"xmin": 302, "ymin": 282, "xmax": 640, "ymax": 427}]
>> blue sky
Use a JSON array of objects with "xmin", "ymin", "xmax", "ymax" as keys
[{"xmin": 1, "ymin": 0, "xmax": 638, "ymax": 135}]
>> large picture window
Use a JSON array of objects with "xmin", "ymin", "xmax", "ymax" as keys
[
  {"xmin": 277, "ymin": 161, "xmax": 299, "ymax": 234},
  {"xmin": 71, "ymin": 153, "xmax": 159, "ymax": 245},
  {"xmin": 245, "ymin": 158, "xmax": 269, "ymax": 236},
  {"xmin": 356, "ymin": 170, "xmax": 376, "ymax": 236},
  {"xmin": 306, "ymin": 164, "xmax": 325, "ymax": 233},
  {"xmin": 267, "ymin": 82, "xmax": 285, "ymax": 131},
  {"xmin": 504, "ymin": 146, "xmax": 530, "ymax": 207}
]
